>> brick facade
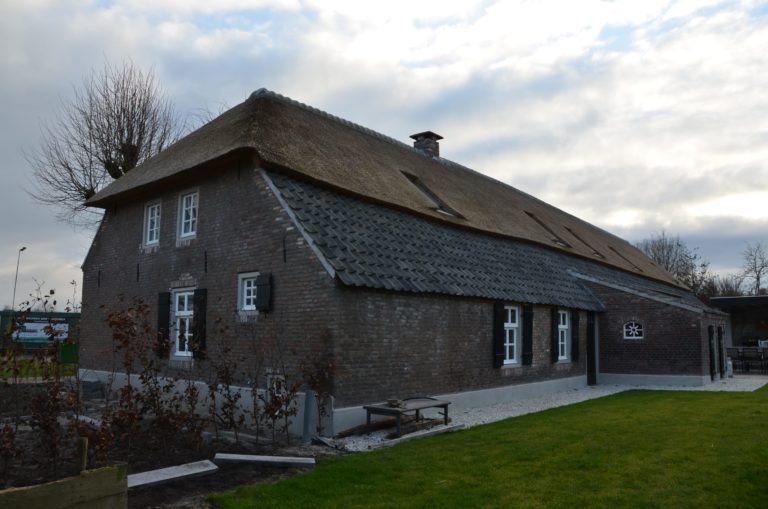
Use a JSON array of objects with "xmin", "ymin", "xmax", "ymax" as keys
[
  {"xmin": 81, "ymin": 164, "xmax": 592, "ymax": 407},
  {"xmin": 584, "ymin": 282, "xmax": 726, "ymax": 379}
]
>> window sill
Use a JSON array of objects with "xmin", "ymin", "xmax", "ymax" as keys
[
  {"xmin": 176, "ymin": 237, "xmax": 196, "ymax": 248},
  {"xmin": 169, "ymin": 356, "xmax": 194, "ymax": 367},
  {"xmin": 237, "ymin": 310, "xmax": 259, "ymax": 323},
  {"xmin": 140, "ymin": 244, "xmax": 159, "ymax": 254}
]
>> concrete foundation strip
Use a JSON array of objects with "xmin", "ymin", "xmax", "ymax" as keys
[{"xmin": 213, "ymin": 453, "xmax": 316, "ymax": 468}]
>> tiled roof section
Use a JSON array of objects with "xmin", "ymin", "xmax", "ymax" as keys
[
  {"xmin": 85, "ymin": 88, "xmax": 683, "ymax": 288},
  {"xmin": 269, "ymin": 173, "xmax": 707, "ymax": 312}
]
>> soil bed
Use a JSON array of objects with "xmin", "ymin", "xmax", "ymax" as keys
[{"xmin": 0, "ymin": 382, "xmax": 343, "ymax": 508}]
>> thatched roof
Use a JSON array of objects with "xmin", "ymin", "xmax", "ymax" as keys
[{"xmin": 86, "ymin": 88, "xmax": 681, "ymax": 288}]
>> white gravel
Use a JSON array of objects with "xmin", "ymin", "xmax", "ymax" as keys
[{"xmin": 340, "ymin": 375, "xmax": 767, "ymax": 452}]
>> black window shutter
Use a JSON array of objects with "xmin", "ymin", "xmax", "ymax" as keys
[
  {"xmin": 192, "ymin": 288, "xmax": 207, "ymax": 360},
  {"xmin": 156, "ymin": 292, "xmax": 171, "ymax": 358},
  {"xmin": 571, "ymin": 309, "xmax": 580, "ymax": 362},
  {"xmin": 256, "ymin": 273, "xmax": 272, "ymax": 312},
  {"xmin": 522, "ymin": 304, "xmax": 533, "ymax": 365},
  {"xmin": 550, "ymin": 307, "xmax": 559, "ymax": 363},
  {"xmin": 492, "ymin": 302, "xmax": 505, "ymax": 368}
]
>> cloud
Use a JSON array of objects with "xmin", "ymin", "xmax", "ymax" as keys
[{"xmin": 1, "ymin": 0, "xmax": 768, "ymax": 306}]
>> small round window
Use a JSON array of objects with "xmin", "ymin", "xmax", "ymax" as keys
[{"xmin": 624, "ymin": 321, "xmax": 644, "ymax": 340}]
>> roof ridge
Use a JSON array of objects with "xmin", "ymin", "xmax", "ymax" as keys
[
  {"xmin": 248, "ymin": 88, "xmax": 638, "ymax": 250},
  {"xmin": 249, "ymin": 88, "xmax": 417, "ymax": 153}
]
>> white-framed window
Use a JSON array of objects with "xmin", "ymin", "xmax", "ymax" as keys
[
  {"xmin": 558, "ymin": 310, "xmax": 570, "ymax": 361},
  {"xmin": 238, "ymin": 272, "xmax": 260, "ymax": 311},
  {"xmin": 624, "ymin": 321, "xmax": 644, "ymax": 340},
  {"xmin": 143, "ymin": 201, "xmax": 161, "ymax": 246},
  {"xmin": 173, "ymin": 289, "xmax": 195, "ymax": 357},
  {"xmin": 504, "ymin": 305, "xmax": 520, "ymax": 365},
  {"xmin": 178, "ymin": 191, "xmax": 198, "ymax": 238}
]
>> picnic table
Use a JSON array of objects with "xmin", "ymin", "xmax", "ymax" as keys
[{"xmin": 363, "ymin": 397, "xmax": 450, "ymax": 437}]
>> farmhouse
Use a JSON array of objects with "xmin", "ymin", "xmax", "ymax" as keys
[{"xmin": 80, "ymin": 89, "xmax": 727, "ymax": 433}]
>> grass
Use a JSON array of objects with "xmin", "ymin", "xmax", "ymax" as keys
[
  {"xmin": 0, "ymin": 358, "xmax": 76, "ymax": 379},
  {"xmin": 211, "ymin": 386, "xmax": 768, "ymax": 508}
]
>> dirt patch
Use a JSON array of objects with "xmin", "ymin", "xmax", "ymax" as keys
[
  {"xmin": 0, "ymin": 382, "xmax": 344, "ymax": 507},
  {"xmin": 127, "ymin": 446, "xmax": 333, "ymax": 509}
]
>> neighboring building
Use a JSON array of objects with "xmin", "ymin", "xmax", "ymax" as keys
[
  {"xmin": 80, "ymin": 89, "xmax": 726, "ymax": 433},
  {"xmin": 710, "ymin": 296, "xmax": 768, "ymax": 347}
]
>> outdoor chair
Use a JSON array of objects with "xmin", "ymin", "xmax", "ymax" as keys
[
  {"xmin": 726, "ymin": 347, "xmax": 743, "ymax": 374},
  {"xmin": 741, "ymin": 347, "xmax": 761, "ymax": 373}
]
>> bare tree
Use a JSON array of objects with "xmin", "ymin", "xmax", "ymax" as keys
[
  {"xmin": 27, "ymin": 60, "xmax": 182, "ymax": 228},
  {"xmin": 714, "ymin": 273, "xmax": 745, "ymax": 296},
  {"xmin": 636, "ymin": 230, "xmax": 710, "ymax": 296},
  {"xmin": 742, "ymin": 241, "xmax": 768, "ymax": 295}
]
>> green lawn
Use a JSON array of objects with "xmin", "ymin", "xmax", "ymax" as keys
[
  {"xmin": 211, "ymin": 387, "xmax": 768, "ymax": 508},
  {"xmin": 0, "ymin": 358, "xmax": 76, "ymax": 379}
]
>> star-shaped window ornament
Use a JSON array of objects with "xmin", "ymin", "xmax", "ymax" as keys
[{"xmin": 624, "ymin": 321, "xmax": 643, "ymax": 339}]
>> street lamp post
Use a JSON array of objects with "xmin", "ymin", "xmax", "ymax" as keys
[{"xmin": 12, "ymin": 246, "xmax": 26, "ymax": 311}]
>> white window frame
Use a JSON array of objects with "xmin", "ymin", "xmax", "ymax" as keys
[
  {"xmin": 238, "ymin": 272, "xmax": 260, "ymax": 312},
  {"xmin": 143, "ymin": 201, "xmax": 161, "ymax": 246},
  {"xmin": 172, "ymin": 289, "xmax": 195, "ymax": 357},
  {"xmin": 624, "ymin": 321, "xmax": 644, "ymax": 340},
  {"xmin": 504, "ymin": 305, "xmax": 520, "ymax": 365},
  {"xmin": 178, "ymin": 191, "xmax": 198, "ymax": 239},
  {"xmin": 558, "ymin": 310, "xmax": 570, "ymax": 361}
]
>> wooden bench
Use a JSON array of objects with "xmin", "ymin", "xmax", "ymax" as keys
[{"xmin": 363, "ymin": 397, "xmax": 450, "ymax": 437}]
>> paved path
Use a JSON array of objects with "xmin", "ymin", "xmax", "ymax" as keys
[{"xmin": 341, "ymin": 375, "xmax": 768, "ymax": 451}]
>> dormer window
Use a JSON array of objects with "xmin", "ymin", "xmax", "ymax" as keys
[
  {"xmin": 401, "ymin": 171, "xmax": 463, "ymax": 218},
  {"xmin": 564, "ymin": 226, "xmax": 605, "ymax": 259},
  {"xmin": 524, "ymin": 211, "xmax": 571, "ymax": 248},
  {"xmin": 609, "ymin": 246, "xmax": 643, "ymax": 272}
]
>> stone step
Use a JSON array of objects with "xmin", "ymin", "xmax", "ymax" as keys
[{"xmin": 127, "ymin": 460, "xmax": 218, "ymax": 489}]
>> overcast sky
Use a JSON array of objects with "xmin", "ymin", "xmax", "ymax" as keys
[{"xmin": 2, "ymin": 0, "xmax": 768, "ymax": 310}]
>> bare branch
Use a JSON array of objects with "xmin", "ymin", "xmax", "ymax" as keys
[
  {"xmin": 741, "ymin": 241, "xmax": 768, "ymax": 295},
  {"xmin": 26, "ymin": 59, "xmax": 183, "ymax": 229},
  {"xmin": 636, "ymin": 230, "xmax": 710, "ymax": 294}
]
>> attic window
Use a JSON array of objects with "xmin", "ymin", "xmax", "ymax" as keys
[
  {"xmin": 564, "ymin": 226, "xmax": 605, "ymax": 259},
  {"xmin": 401, "ymin": 171, "xmax": 463, "ymax": 218},
  {"xmin": 608, "ymin": 246, "xmax": 643, "ymax": 272},
  {"xmin": 524, "ymin": 211, "xmax": 571, "ymax": 248},
  {"xmin": 624, "ymin": 321, "xmax": 644, "ymax": 340}
]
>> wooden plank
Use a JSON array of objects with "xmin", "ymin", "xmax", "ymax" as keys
[
  {"xmin": 373, "ymin": 424, "xmax": 465, "ymax": 449},
  {"xmin": 0, "ymin": 464, "xmax": 127, "ymax": 509},
  {"xmin": 214, "ymin": 453, "xmax": 315, "ymax": 468},
  {"xmin": 127, "ymin": 460, "xmax": 218, "ymax": 489}
]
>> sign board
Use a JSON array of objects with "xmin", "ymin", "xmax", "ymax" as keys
[
  {"xmin": 0, "ymin": 311, "xmax": 79, "ymax": 349},
  {"xmin": 14, "ymin": 316, "xmax": 70, "ymax": 343}
]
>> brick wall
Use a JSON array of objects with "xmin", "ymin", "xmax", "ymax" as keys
[
  {"xmin": 584, "ymin": 282, "xmax": 726, "ymax": 377},
  {"xmin": 80, "ymin": 164, "xmax": 588, "ymax": 407},
  {"xmin": 80, "ymin": 163, "xmax": 339, "ymax": 384},
  {"xmin": 330, "ymin": 290, "xmax": 587, "ymax": 406}
]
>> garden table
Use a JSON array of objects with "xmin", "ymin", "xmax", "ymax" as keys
[{"xmin": 363, "ymin": 397, "xmax": 450, "ymax": 437}]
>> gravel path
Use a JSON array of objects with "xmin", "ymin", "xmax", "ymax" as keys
[{"xmin": 340, "ymin": 375, "xmax": 767, "ymax": 452}]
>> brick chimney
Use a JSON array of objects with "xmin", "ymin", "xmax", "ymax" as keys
[{"xmin": 410, "ymin": 131, "xmax": 443, "ymax": 157}]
